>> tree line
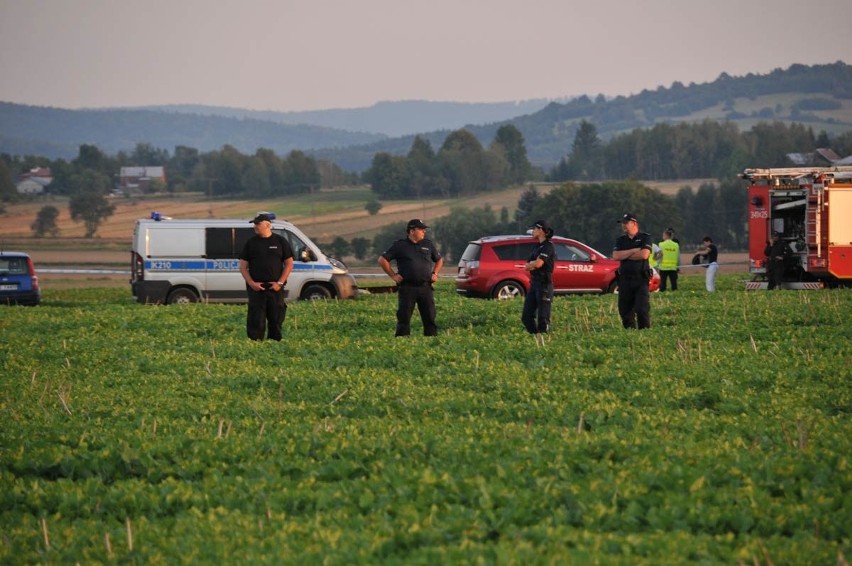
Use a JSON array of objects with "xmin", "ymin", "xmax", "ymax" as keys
[
  {"xmin": 315, "ymin": 178, "xmax": 745, "ymax": 265},
  {"xmin": 550, "ymin": 119, "xmax": 852, "ymax": 182},
  {"xmin": 1, "ymin": 116, "xmax": 849, "ymax": 240},
  {"xmin": 364, "ymin": 125, "xmax": 531, "ymax": 199}
]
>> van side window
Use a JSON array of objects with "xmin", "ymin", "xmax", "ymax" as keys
[
  {"xmin": 275, "ymin": 230, "xmax": 309, "ymax": 261},
  {"xmin": 206, "ymin": 228, "xmax": 255, "ymax": 259}
]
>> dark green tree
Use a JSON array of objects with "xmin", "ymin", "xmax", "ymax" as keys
[
  {"xmin": 69, "ymin": 189, "xmax": 115, "ymax": 238},
  {"xmin": 73, "ymin": 144, "xmax": 113, "ymax": 177},
  {"xmin": 31, "ymin": 205, "xmax": 60, "ymax": 237},
  {"xmin": 0, "ymin": 160, "xmax": 17, "ymax": 202},
  {"xmin": 529, "ymin": 181, "xmax": 680, "ymax": 252},
  {"xmin": 438, "ymin": 129, "xmax": 488, "ymax": 196},
  {"xmin": 365, "ymin": 153, "xmax": 410, "ymax": 198},
  {"xmin": 514, "ymin": 184, "xmax": 541, "ymax": 228},
  {"xmin": 242, "ymin": 157, "xmax": 271, "ymax": 197},
  {"xmin": 283, "ymin": 150, "xmax": 321, "ymax": 194},
  {"xmin": 350, "ymin": 237, "xmax": 370, "ymax": 260},
  {"xmin": 491, "ymin": 124, "xmax": 531, "ymax": 184},
  {"xmin": 328, "ymin": 236, "xmax": 350, "ymax": 259},
  {"xmin": 365, "ymin": 199, "xmax": 382, "ymax": 215},
  {"xmin": 167, "ymin": 146, "xmax": 200, "ymax": 192},
  {"xmin": 130, "ymin": 143, "xmax": 169, "ymax": 166},
  {"xmin": 407, "ymin": 136, "xmax": 447, "ymax": 198},
  {"xmin": 431, "ymin": 205, "xmax": 503, "ymax": 262}
]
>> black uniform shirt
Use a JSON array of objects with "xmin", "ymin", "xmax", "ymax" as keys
[
  {"xmin": 529, "ymin": 240, "xmax": 556, "ymax": 283},
  {"xmin": 705, "ymin": 243, "xmax": 718, "ymax": 263},
  {"xmin": 614, "ymin": 231, "xmax": 652, "ymax": 277},
  {"xmin": 764, "ymin": 240, "xmax": 788, "ymax": 263},
  {"xmin": 382, "ymin": 237, "xmax": 441, "ymax": 285},
  {"xmin": 239, "ymin": 233, "xmax": 294, "ymax": 283}
]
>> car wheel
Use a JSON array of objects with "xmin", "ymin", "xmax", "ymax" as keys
[
  {"xmin": 167, "ymin": 287, "xmax": 199, "ymax": 304},
  {"xmin": 492, "ymin": 280, "xmax": 525, "ymax": 300},
  {"xmin": 300, "ymin": 284, "xmax": 333, "ymax": 300}
]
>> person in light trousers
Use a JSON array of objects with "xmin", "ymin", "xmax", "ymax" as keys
[{"xmin": 697, "ymin": 236, "xmax": 718, "ymax": 292}]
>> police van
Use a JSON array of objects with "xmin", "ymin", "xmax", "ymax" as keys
[{"xmin": 130, "ymin": 213, "xmax": 357, "ymax": 304}]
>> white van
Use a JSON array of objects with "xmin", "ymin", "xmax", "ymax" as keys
[{"xmin": 130, "ymin": 214, "xmax": 357, "ymax": 304}]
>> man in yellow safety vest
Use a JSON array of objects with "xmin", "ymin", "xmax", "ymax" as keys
[{"xmin": 657, "ymin": 228, "xmax": 680, "ymax": 291}]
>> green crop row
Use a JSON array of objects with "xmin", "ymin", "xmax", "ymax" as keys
[{"xmin": 0, "ymin": 278, "xmax": 849, "ymax": 564}]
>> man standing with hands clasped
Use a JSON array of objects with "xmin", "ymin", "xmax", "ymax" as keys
[
  {"xmin": 239, "ymin": 213, "xmax": 294, "ymax": 341},
  {"xmin": 522, "ymin": 219, "xmax": 555, "ymax": 334},
  {"xmin": 378, "ymin": 219, "xmax": 443, "ymax": 337},
  {"xmin": 613, "ymin": 213, "xmax": 652, "ymax": 329}
]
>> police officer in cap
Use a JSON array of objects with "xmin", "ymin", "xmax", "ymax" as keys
[
  {"xmin": 613, "ymin": 213, "xmax": 652, "ymax": 329},
  {"xmin": 378, "ymin": 219, "xmax": 443, "ymax": 336},
  {"xmin": 238, "ymin": 212, "xmax": 294, "ymax": 341},
  {"xmin": 522, "ymin": 219, "xmax": 556, "ymax": 334}
]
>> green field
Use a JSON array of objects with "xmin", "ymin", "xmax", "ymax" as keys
[{"xmin": 1, "ymin": 279, "xmax": 850, "ymax": 564}]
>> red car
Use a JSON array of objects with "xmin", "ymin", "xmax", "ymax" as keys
[{"xmin": 455, "ymin": 235, "xmax": 660, "ymax": 299}]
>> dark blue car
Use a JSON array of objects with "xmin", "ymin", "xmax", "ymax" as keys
[{"xmin": 0, "ymin": 251, "xmax": 41, "ymax": 306}]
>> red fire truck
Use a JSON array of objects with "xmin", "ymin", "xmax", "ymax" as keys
[{"xmin": 741, "ymin": 166, "xmax": 852, "ymax": 290}]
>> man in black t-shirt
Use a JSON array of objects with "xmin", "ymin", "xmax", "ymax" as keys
[
  {"xmin": 697, "ymin": 235, "xmax": 719, "ymax": 292},
  {"xmin": 613, "ymin": 213, "xmax": 652, "ymax": 329},
  {"xmin": 238, "ymin": 213, "xmax": 294, "ymax": 341},
  {"xmin": 522, "ymin": 220, "xmax": 556, "ymax": 334},
  {"xmin": 764, "ymin": 231, "xmax": 789, "ymax": 290},
  {"xmin": 378, "ymin": 219, "xmax": 443, "ymax": 336}
]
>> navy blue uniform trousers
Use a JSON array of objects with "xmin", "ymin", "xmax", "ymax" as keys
[
  {"xmin": 396, "ymin": 284, "xmax": 437, "ymax": 336},
  {"xmin": 247, "ymin": 288, "xmax": 287, "ymax": 341},
  {"xmin": 522, "ymin": 279, "xmax": 553, "ymax": 333}
]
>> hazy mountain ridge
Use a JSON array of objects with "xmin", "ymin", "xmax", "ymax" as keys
[
  {"xmin": 1, "ymin": 62, "xmax": 849, "ymax": 170},
  {"xmin": 317, "ymin": 62, "xmax": 852, "ymax": 170},
  {"xmin": 137, "ymin": 99, "xmax": 561, "ymax": 137},
  {"xmin": 0, "ymin": 103, "xmax": 387, "ymax": 160}
]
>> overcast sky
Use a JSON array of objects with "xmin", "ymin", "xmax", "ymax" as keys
[{"xmin": 1, "ymin": 0, "xmax": 849, "ymax": 112}]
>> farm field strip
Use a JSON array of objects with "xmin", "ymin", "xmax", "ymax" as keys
[{"xmin": 0, "ymin": 280, "xmax": 849, "ymax": 563}]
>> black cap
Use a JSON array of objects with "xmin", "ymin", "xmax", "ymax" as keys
[
  {"xmin": 617, "ymin": 213, "xmax": 639, "ymax": 224},
  {"xmin": 250, "ymin": 213, "xmax": 274, "ymax": 224},
  {"xmin": 407, "ymin": 218, "xmax": 428, "ymax": 230},
  {"xmin": 530, "ymin": 219, "xmax": 550, "ymax": 232}
]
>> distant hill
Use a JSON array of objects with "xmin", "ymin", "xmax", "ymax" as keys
[
  {"xmin": 0, "ymin": 104, "xmax": 386, "ymax": 160},
  {"xmin": 138, "ymin": 99, "xmax": 559, "ymax": 138},
  {"xmin": 316, "ymin": 62, "xmax": 852, "ymax": 170},
  {"xmin": 1, "ymin": 62, "xmax": 850, "ymax": 170}
]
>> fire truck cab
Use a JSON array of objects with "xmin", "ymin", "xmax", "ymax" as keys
[{"xmin": 741, "ymin": 166, "xmax": 852, "ymax": 290}]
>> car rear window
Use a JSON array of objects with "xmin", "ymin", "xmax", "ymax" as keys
[
  {"xmin": 460, "ymin": 243, "xmax": 482, "ymax": 262},
  {"xmin": 0, "ymin": 258, "xmax": 27, "ymax": 275},
  {"xmin": 492, "ymin": 243, "xmax": 535, "ymax": 261}
]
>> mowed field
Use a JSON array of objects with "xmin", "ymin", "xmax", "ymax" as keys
[
  {"xmin": 1, "ymin": 179, "xmax": 710, "ymax": 241},
  {"xmin": 2, "ymin": 179, "xmax": 744, "ymax": 289}
]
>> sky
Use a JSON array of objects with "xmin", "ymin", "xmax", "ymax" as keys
[{"xmin": 1, "ymin": 0, "xmax": 850, "ymax": 113}]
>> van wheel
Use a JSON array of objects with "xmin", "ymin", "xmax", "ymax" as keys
[
  {"xmin": 492, "ymin": 280, "xmax": 524, "ymax": 300},
  {"xmin": 167, "ymin": 287, "xmax": 199, "ymax": 304},
  {"xmin": 300, "ymin": 284, "xmax": 333, "ymax": 300}
]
